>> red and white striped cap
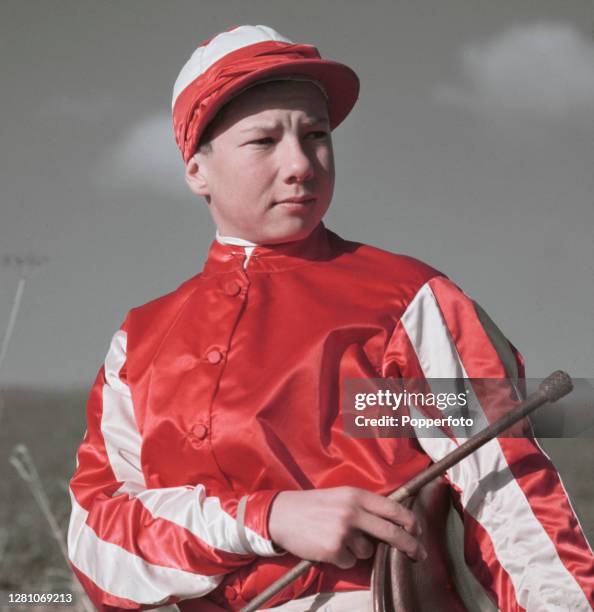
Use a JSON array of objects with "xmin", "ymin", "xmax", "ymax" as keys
[{"xmin": 172, "ymin": 24, "xmax": 360, "ymax": 163}]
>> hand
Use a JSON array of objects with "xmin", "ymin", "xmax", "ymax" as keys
[{"xmin": 268, "ymin": 486, "xmax": 426, "ymax": 569}]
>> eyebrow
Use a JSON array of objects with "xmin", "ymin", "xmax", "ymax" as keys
[{"xmin": 240, "ymin": 116, "xmax": 330, "ymax": 133}]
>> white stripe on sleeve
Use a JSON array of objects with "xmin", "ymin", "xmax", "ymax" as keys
[
  {"xmin": 400, "ymin": 282, "xmax": 591, "ymax": 611},
  {"xmin": 67, "ymin": 491, "xmax": 221, "ymax": 604},
  {"xmin": 100, "ymin": 329, "xmax": 273, "ymax": 555}
]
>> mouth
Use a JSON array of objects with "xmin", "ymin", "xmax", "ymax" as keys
[{"xmin": 275, "ymin": 197, "xmax": 317, "ymax": 206}]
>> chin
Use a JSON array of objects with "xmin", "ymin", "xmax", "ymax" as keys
[{"xmin": 259, "ymin": 221, "xmax": 318, "ymax": 245}]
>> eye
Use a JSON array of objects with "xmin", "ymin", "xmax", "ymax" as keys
[
  {"xmin": 308, "ymin": 131, "xmax": 328, "ymax": 139},
  {"xmin": 250, "ymin": 137, "xmax": 275, "ymax": 145}
]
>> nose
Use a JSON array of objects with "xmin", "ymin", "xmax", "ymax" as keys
[{"xmin": 281, "ymin": 136, "xmax": 314, "ymax": 184}]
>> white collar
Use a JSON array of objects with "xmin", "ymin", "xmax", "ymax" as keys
[
  {"xmin": 215, "ymin": 230, "xmax": 257, "ymax": 269},
  {"xmin": 215, "ymin": 230, "xmax": 258, "ymax": 248}
]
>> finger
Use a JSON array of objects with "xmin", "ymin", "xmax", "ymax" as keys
[
  {"xmin": 357, "ymin": 491, "xmax": 421, "ymax": 536},
  {"xmin": 347, "ymin": 532, "xmax": 375, "ymax": 560},
  {"xmin": 355, "ymin": 511, "xmax": 427, "ymax": 562},
  {"xmin": 332, "ymin": 547, "xmax": 358, "ymax": 569}
]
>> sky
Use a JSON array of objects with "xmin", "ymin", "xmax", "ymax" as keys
[{"xmin": 1, "ymin": 0, "xmax": 593, "ymax": 388}]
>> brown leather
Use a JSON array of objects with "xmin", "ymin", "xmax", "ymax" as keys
[{"xmin": 373, "ymin": 478, "xmax": 467, "ymax": 612}]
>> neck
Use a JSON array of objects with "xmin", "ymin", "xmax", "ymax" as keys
[{"xmin": 203, "ymin": 223, "xmax": 332, "ymax": 276}]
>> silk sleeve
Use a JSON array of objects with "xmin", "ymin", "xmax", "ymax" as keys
[
  {"xmin": 67, "ymin": 319, "xmax": 283, "ymax": 611},
  {"xmin": 382, "ymin": 275, "xmax": 594, "ymax": 611}
]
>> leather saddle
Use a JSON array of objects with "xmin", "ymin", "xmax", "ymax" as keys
[{"xmin": 371, "ymin": 477, "xmax": 495, "ymax": 612}]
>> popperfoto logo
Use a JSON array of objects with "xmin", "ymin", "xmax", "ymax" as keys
[
  {"xmin": 343, "ymin": 378, "xmax": 594, "ymax": 439},
  {"xmin": 353, "ymin": 388, "xmax": 473, "ymax": 429},
  {"xmin": 342, "ymin": 378, "xmax": 536, "ymax": 439}
]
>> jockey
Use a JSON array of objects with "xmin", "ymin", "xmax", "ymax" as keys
[{"xmin": 67, "ymin": 25, "xmax": 594, "ymax": 611}]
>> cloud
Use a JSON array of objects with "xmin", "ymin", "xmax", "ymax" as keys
[
  {"xmin": 435, "ymin": 22, "xmax": 594, "ymax": 119},
  {"xmin": 95, "ymin": 113, "xmax": 189, "ymax": 197}
]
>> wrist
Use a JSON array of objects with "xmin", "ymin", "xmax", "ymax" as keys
[
  {"xmin": 239, "ymin": 490, "xmax": 286, "ymax": 556},
  {"xmin": 268, "ymin": 490, "xmax": 290, "ymax": 552}
]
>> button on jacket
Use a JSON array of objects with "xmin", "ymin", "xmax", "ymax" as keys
[{"xmin": 68, "ymin": 223, "xmax": 594, "ymax": 611}]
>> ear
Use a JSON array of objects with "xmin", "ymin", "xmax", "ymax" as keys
[{"xmin": 185, "ymin": 154, "xmax": 210, "ymax": 199}]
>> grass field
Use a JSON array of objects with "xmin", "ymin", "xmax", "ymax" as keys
[
  {"xmin": 0, "ymin": 388, "xmax": 592, "ymax": 611},
  {"xmin": 0, "ymin": 389, "xmax": 88, "ymax": 611}
]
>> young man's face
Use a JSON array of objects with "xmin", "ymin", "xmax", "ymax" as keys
[{"xmin": 185, "ymin": 80, "xmax": 335, "ymax": 244}]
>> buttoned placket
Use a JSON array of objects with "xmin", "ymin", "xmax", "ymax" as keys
[
  {"xmin": 192, "ymin": 244, "xmax": 252, "ymax": 458},
  {"xmin": 182, "ymin": 226, "xmax": 331, "ymax": 488}
]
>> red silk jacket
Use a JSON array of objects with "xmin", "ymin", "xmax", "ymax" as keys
[{"xmin": 68, "ymin": 223, "xmax": 594, "ymax": 611}]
